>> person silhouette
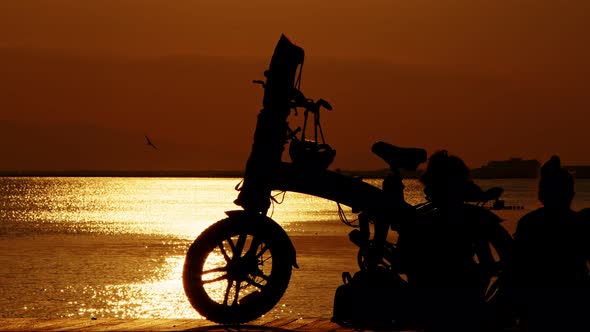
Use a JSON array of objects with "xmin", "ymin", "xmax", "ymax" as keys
[
  {"xmin": 397, "ymin": 150, "xmax": 513, "ymax": 332},
  {"xmin": 512, "ymin": 155, "xmax": 590, "ymax": 331}
]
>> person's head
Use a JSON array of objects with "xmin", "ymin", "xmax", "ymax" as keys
[
  {"xmin": 538, "ymin": 155, "xmax": 574, "ymax": 209},
  {"xmin": 420, "ymin": 150, "xmax": 471, "ymax": 204}
]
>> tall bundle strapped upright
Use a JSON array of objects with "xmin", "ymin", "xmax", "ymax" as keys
[{"xmin": 234, "ymin": 35, "xmax": 305, "ymax": 215}]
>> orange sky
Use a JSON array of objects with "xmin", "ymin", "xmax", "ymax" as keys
[{"xmin": 1, "ymin": 0, "xmax": 589, "ymax": 171}]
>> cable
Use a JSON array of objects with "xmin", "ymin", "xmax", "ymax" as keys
[
  {"xmin": 337, "ymin": 202, "xmax": 359, "ymax": 228},
  {"xmin": 268, "ymin": 191, "xmax": 287, "ymax": 218},
  {"xmin": 234, "ymin": 179, "xmax": 244, "ymax": 191},
  {"xmin": 271, "ymin": 191, "xmax": 287, "ymax": 204}
]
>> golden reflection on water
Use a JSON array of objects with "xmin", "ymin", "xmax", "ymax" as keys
[
  {"xmin": 2, "ymin": 177, "xmax": 357, "ymax": 319},
  {"xmin": 1, "ymin": 177, "xmax": 242, "ymax": 238},
  {"xmin": 77, "ymin": 256, "xmax": 202, "ymax": 319},
  {"xmin": 2, "ymin": 177, "xmax": 433, "ymax": 239},
  {"xmin": 202, "ymin": 252, "xmax": 230, "ymax": 304},
  {"xmin": 0, "ymin": 177, "xmax": 458, "ymax": 319},
  {"xmin": 5, "ymin": 177, "xmax": 581, "ymax": 319}
]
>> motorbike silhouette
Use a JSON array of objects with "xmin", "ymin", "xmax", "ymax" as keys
[{"xmin": 182, "ymin": 35, "xmax": 512, "ymax": 325}]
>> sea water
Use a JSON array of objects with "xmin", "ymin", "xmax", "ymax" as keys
[{"xmin": 0, "ymin": 177, "xmax": 589, "ymax": 319}]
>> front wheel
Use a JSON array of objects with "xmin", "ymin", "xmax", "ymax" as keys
[{"xmin": 183, "ymin": 214, "xmax": 294, "ymax": 324}]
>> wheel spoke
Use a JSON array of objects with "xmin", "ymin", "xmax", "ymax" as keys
[
  {"xmin": 245, "ymin": 235, "xmax": 261, "ymax": 256},
  {"xmin": 233, "ymin": 281, "xmax": 242, "ymax": 305},
  {"xmin": 245, "ymin": 276, "xmax": 265, "ymax": 290},
  {"xmin": 261, "ymin": 254, "xmax": 273, "ymax": 264},
  {"xmin": 252, "ymin": 270, "xmax": 270, "ymax": 282},
  {"xmin": 255, "ymin": 243, "xmax": 269, "ymax": 259},
  {"xmin": 202, "ymin": 266, "xmax": 227, "ymax": 275},
  {"xmin": 218, "ymin": 242, "xmax": 232, "ymax": 263},
  {"xmin": 223, "ymin": 279, "xmax": 233, "ymax": 306},
  {"xmin": 234, "ymin": 233, "xmax": 247, "ymax": 258},
  {"xmin": 202, "ymin": 273, "xmax": 229, "ymax": 284},
  {"xmin": 225, "ymin": 237, "xmax": 236, "ymax": 255}
]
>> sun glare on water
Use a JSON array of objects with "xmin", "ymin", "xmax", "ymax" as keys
[{"xmin": 3, "ymin": 177, "xmax": 572, "ymax": 319}]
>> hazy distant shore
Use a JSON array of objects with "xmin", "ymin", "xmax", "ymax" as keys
[
  {"xmin": 0, "ymin": 170, "xmax": 246, "ymax": 178},
  {"xmin": 2, "ymin": 167, "xmax": 590, "ymax": 179},
  {"xmin": 0, "ymin": 170, "xmax": 404, "ymax": 179}
]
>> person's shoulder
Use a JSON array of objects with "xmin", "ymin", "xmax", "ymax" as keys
[
  {"xmin": 574, "ymin": 208, "xmax": 590, "ymax": 231},
  {"xmin": 513, "ymin": 209, "xmax": 544, "ymax": 239},
  {"xmin": 515, "ymin": 208, "xmax": 542, "ymax": 227},
  {"xmin": 518, "ymin": 207, "xmax": 545, "ymax": 222}
]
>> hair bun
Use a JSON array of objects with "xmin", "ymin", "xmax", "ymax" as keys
[{"xmin": 541, "ymin": 155, "xmax": 561, "ymax": 176}]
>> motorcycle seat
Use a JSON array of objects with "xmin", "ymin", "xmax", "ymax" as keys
[{"xmin": 371, "ymin": 141, "xmax": 427, "ymax": 171}]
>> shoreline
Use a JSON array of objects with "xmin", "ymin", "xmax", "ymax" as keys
[
  {"xmin": 1, "ymin": 170, "xmax": 585, "ymax": 179},
  {"xmin": 1, "ymin": 165, "xmax": 589, "ymax": 179}
]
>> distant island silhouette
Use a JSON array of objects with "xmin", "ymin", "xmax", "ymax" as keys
[
  {"xmin": 1, "ymin": 158, "xmax": 590, "ymax": 179},
  {"xmin": 471, "ymin": 158, "xmax": 541, "ymax": 179},
  {"xmin": 343, "ymin": 158, "xmax": 590, "ymax": 179}
]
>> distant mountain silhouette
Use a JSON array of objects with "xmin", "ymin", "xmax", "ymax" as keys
[{"xmin": 4, "ymin": 47, "xmax": 590, "ymax": 171}]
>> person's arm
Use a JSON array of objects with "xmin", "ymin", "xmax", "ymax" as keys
[
  {"xmin": 579, "ymin": 208, "xmax": 590, "ymax": 264},
  {"xmin": 474, "ymin": 207, "xmax": 514, "ymax": 273}
]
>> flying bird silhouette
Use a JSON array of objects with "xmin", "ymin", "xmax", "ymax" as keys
[{"xmin": 145, "ymin": 135, "xmax": 158, "ymax": 150}]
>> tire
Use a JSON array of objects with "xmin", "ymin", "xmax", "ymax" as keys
[{"xmin": 183, "ymin": 215, "xmax": 293, "ymax": 324}]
